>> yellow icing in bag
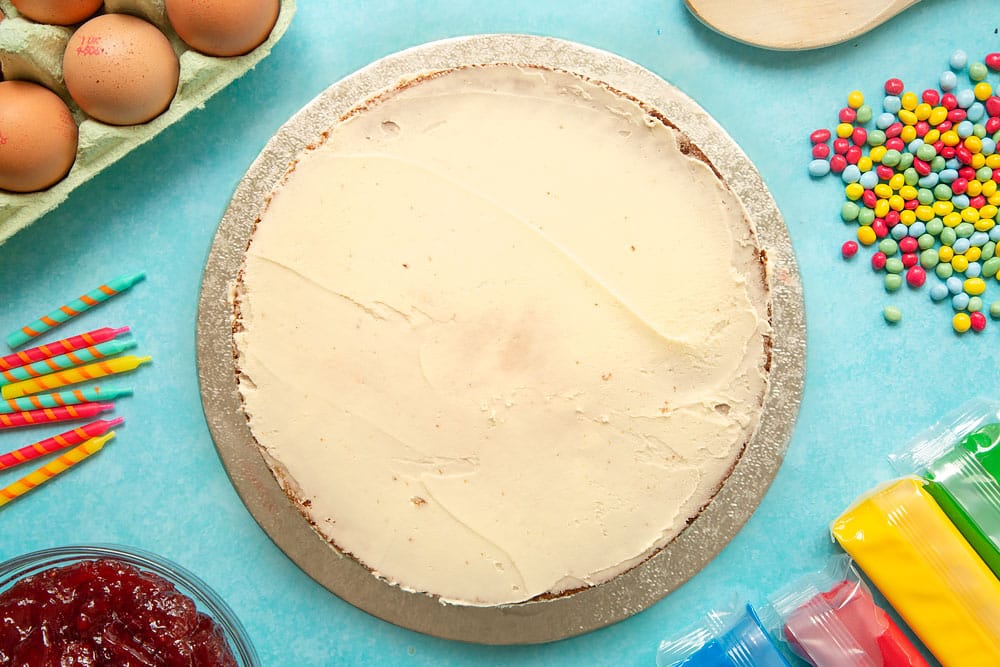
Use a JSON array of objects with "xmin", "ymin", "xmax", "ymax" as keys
[{"xmin": 831, "ymin": 477, "xmax": 1000, "ymax": 667}]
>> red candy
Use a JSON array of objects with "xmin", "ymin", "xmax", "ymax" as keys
[
  {"xmin": 876, "ymin": 165, "xmax": 894, "ymax": 180},
  {"xmin": 952, "ymin": 178, "xmax": 969, "ymax": 195},
  {"xmin": 852, "ymin": 127, "xmax": 868, "ymax": 146},
  {"xmin": 987, "ymin": 96, "xmax": 1000, "ymax": 117},
  {"xmin": 871, "ymin": 251, "xmax": 887, "ymax": 270},
  {"xmin": 904, "ymin": 198, "xmax": 919, "ymax": 210},
  {"xmin": 913, "ymin": 158, "xmax": 931, "ymax": 176},
  {"xmin": 885, "ymin": 122, "xmax": 903, "ymax": 138},
  {"xmin": 943, "ymin": 93, "xmax": 958, "ymax": 110},
  {"xmin": 956, "ymin": 147, "xmax": 973, "ymax": 165},
  {"xmin": 810, "ymin": 128, "xmax": 832, "ymax": 144},
  {"xmin": 901, "ymin": 252, "xmax": 918, "ymax": 268},
  {"xmin": 840, "ymin": 107, "xmax": 857, "ymax": 123},
  {"xmin": 863, "ymin": 190, "xmax": 878, "ymax": 208},
  {"xmin": 922, "ymin": 89, "xmax": 940, "ymax": 105},
  {"xmin": 830, "ymin": 155, "xmax": 847, "ymax": 174},
  {"xmin": 906, "ymin": 265, "xmax": 926, "ymax": 287},
  {"xmin": 0, "ymin": 559, "xmax": 238, "ymax": 667},
  {"xmin": 885, "ymin": 137, "xmax": 905, "ymax": 151},
  {"xmin": 872, "ymin": 218, "xmax": 888, "ymax": 238},
  {"xmin": 813, "ymin": 143, "xmax": 831, "ymax": 159},
  {"xmin": 993, "ymin": 168, "xmax": 1000, "ymax": 184},
  {"xmin": 899, "ymin": 237, "xmax": 918, "ymax": 253},
  {"xmin": 986, "ymin": 53, "xmax": 1000, "ymax": 71},
  {"xmin": 932, "ymin": 140, "xmax": 944, "ymax": 154},
  {"xmin": 885, "ymin": 78, "xmax": 904, "ymax": 95},
  {"xmin": 959, "ymin": 166, "xmax": 976, "ymax": 181},
  {"xmin": 948, "ymin": 108, "xmax": 967, "ymax": 123},
  {"xmin": 842, "ymin": 240, "xmax": 859, "ymax": 258},
  {"xmin": 987, "ymin": 117, "xmax": 1000, "ymax": 134},
  {"xmin": 970, "ymin": 195, "xmax": 987, "ymax": 209},
  {"xmin": 914, "ymin": 121, "xmax": 930, "ymax": 137},
  {"xmin": 971, "ymin": 311, "xmax": 987, "ymax": 332},
  {"xmin": 846, "ymin": 146, "xmax": 862, "ymax": 164},
  {"xmin": 938, "ymin": 120, "xmax": 953, "ymax": 132},
  {"xmin": 885, "ymin": 210, "xmax": 901, "ymax": 226},
  {"xmin": 940, "ymin": 146, "xmax": 957, "ymax": 159},
  {"xmin": 833, "ymin": 138, "xmax": 850, "ymax": 154}
]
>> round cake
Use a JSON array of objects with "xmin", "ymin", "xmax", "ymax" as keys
[{"xmin": 232, "ymin": 63, "xmax": 772, "ymax": 607}]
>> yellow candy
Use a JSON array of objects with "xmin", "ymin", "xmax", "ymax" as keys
[
  {"xmin": 943, "ymin": 212, "xmax": 962, "ymax": 227},
  {"xmin": 900, "ymin": 91, "xmax": 918, "ymax": 110},
  {"xmin": 968, "ymin": 180, "xmax": 983, "ymax": 197},
  {"xmin": 966, "ymin": 136, "xmax": 983, "ymax": 154},
  {"xmin": 972, "ymin": 153, "xmax": 986, "ymax": 169},
  {"xmin": 965, "ymin": 277, "xmax": 987, "ymax": 295},
  {"xmin": 954, "ymin": 312, "xmax": 972, "ymax": 333},
  {"xmin": 857, "ymin": 156, "xmax": 873, "ymax": 172},
  {"xmin": 888, "ymin": 173, "xmax": 905, "ymax": 191},
  {"xmin": 975, "ymin": 81, "xmax": 993, "ymax": 101},
  {"xmin": 990, "ymin": 193, "xmax": 1000, "ymax": 207},
  {"xmin": 889, "ymin": 194, "xmax": 905, "ymax": 211},
  {"xmin": 979, "ymin": 204, "xmax": 997, "ymax": 219},
  {"xmin": 898, "ymin": 109, "xmax": 918, "ymax": 126},
  {"xmin": 874, "ymin": 183, "xmax": 893, "ymax": 198},
  {"xmin": 900, "ymin": 209, "xmax": 916, "ymax": 225},
  {"xmin": 962, "ymin": 207, "xmax": 980, "ymax": 223},
  {"xmin": 874, "ymin": 199, "xmax": 890, "ymax": 218},
  {"xmin": 899, "ymin": 185, "xmax": 917, "ymax": 200},
  {"xmin": 869, "ymin": 145, "xmax": 887, "ymax": 163},
  {"xmin": 914, "ymin": 102, "xmax": 932, "ymax": 121},
  {"xmin": 845, "ymin": 183, "xmax": 864, "ymax": 200},
  {"xmin": 923, "ymin": 129, "xmax": 941, "ymax": 144},
  {"xmin": 857, "ymin": 225, "xmax": 876, "ymax": 245},
  {"xmin": 831, "ymin": 478, "xmax": 1000, "ymax": 663},
  {"xmin": 915, "ymin": 205, "xmax": 934, "ymax": 222},
  {"xmin": 932, "ymin": 200, "xmax": 954, "ymax": 217},
  {"xmin": 952, "ymin": 255, "xmax": 970, "ymax": 272},
  {"xmin": 929, "ymin": 106, "xmax": 948, "ymax": 125},
  {"xmin": 975, "ymin": 218, "xmax": 996, "ymax": 232},
  {"xmin": 900, "ymin": 125, "xmax": 917, "ymax": 142},
  {"xmin": 847, "ymin": 90, "xmax": 864, "ymax": 109},
  {"xmin": 966, "ymin": 247, "xmax": 982, "ymax": 262},
  {"xmin": 983, "ymin": 180, "xmax": 997, "ymax": 197},
  {"xmin": 836, "ymin": 123, "xmax": 854, "ymax": 139},
  {"xmin": 941, "ymin": 130, "xmax": 961, "ymax": 146},
  {"xmin": 987, "ymin": 154, "xmax": 1000, "ymax": 169},
  {"xmin": 939, "ymin": 246, "xmax": 955, "ymax": 262}
]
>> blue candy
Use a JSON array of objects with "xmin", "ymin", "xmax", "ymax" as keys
[
  {"xmin": 930, "ymin": 283, "xmax": 950, "ymax": 301},
  {"xmin": 841, "ymin": 165, "xmax": 861, "ymax": 183},
  {"xmin": 957, "ymin": 120, "xmax": 975, "ymax": 138},
  {"xmin": 909, "ymin": 221, "xmax": 927, "ymax": 237},
  {"xmin": 947, "ymin": 276, "xmax": 964, "ymax": 294},
  {"xmin": 918, "ymin": 173, "xmax": 940, "ymax": 188},
  {"xmin": 957, "ymin": 89, "xmax": 976, "ymax": 108},
  {"xmin": 891, "ymin": 224, "xmax": 908, "ymax": 241},
  {"xmin": 945, "ymin": 158, "xmax": 961, "ymax": 170},
  {"xmin": 808, "ymin": 159, "xmax": 830, "ymax": 178},
  {"xmin": 971, "ymin": 231, "xmax": 990, "ymax": 247},
  {"xmin": 950, "ymin": 49, "xmax": 968, "ymax": 70},
  {"xmin": 982, "ymin": 138, "xmax": 997, "ymax": 154},
  {"xmin": 884, "ymin": 95, "xmax": 902, "ymax": 114},
  {"xmin": 940, "ymin": 71, "xmax": 958, "ymax": 91},
  {"xmin": 968, "ymin": 102, "xmax": 985, "ymax": 122},
  {"xmin": 908, "ymin": 138, "xmax": 924, "ymax": 153},
  {"xmin": 952, "ymin": 194, "xmax": 970, "ymax": 209},
  {"xmin": 953, "ymin": 237, "xmax": 971, "ymax": 254},
  {"xmin": 990, "ymin": 226, "xmax": 1000, "ymax": 242},
  {"xmin": 859, "ymin": 171, "xmax": 879, "ymax": 189},
  {"xmin": 939, "ymin": 168, "xmax": 959, "ymax": 184},
  {"xmin": 967, "ymin": 262, "xmax": 983, "ymax": 278},
  {"xmin": 876, "ymin": 112, "xmax": 896, "ymax": 130},
  {"xmin": 953, "ymin": 292, "xmax": 971, "ymax": 310}
]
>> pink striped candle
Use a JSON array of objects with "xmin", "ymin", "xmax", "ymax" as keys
[
  {"xmin": 0, "ymin": 418, "xmax": 123, "ymax": 470},
  {"xmin": 0, "ymin": 403, "xmax": 113, "ymax": 430}
]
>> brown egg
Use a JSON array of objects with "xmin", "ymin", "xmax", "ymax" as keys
[
  {"xmin": 63, "ymin": 14, "xmax": 179, "ymax": 126},
  {"xmin": 166, "ymin": 0, "xmax": 279, "ymax": 57},
  {"xmin": 0, "ymin": 80, "xmax": 79, "ymax": 193},
  {"xmin": 10, "ymin": 0, "xmax": 103, "ymax": 26}
]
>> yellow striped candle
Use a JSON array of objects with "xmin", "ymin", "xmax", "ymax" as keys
[
  {"xmin": 1, "ymin": 356, "xmax": 152, "ymax": 399},
  {"xmin": 0, "ymin": 432, "xmax": 114, "ymax": 508}
]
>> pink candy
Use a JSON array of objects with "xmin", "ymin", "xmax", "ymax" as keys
[
  {"xmin": 871, "ymin": 252, "xmax": 887, "ymax": 270},
  {"xmin": 971, "ymin": 311, "xmax": 987, "ymax": 332},
  {"xmin": 986, "ymin": 53, "xmax": 1000, "ymax": 71},
  {"xmin": 899, "ymin": 237, "xmax": 918, "ymax": 254},
  {"xmin": 906, "ymin": 265, "xmax": 926, "ymax": 287},
  {"xmin": 810, "ymin": 128, "xmax": 831, "ymax": 143},
  {"xmin": 885, "ymin": 78, "xmax": 904, "ymax": 95},
  {"xmin": 813, "ymin": 144, "xmax": 831, "ymax": 159},
  {"xmin": 842, "ymin": 241, "xmax": 859, "ymax": 258}
]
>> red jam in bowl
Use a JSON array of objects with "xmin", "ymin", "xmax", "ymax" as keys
[{"xmin": 0, "ymin": 558, "xmax": 237, "ymax": 666}]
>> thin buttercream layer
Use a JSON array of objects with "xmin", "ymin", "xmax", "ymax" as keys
[{"xmin": 234, "ymin": 64, "xmax": 771, "ymax": 606}]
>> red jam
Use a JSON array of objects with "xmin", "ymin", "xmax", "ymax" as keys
[{"xmin": 0, "ymin": 558, "xmax": 238, "ymax": 666}]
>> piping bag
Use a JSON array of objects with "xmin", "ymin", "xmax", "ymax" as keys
[{"xmin": 656, "ymin": 603, "xmax": 791, "ymax": 667}]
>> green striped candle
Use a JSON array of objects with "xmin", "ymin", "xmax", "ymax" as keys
[
  {"xmin": 0, "ymin": 386, "xmax": 133, "ymax": 414},
  {"xmin": 0, "ymin": 339, "xmax": 137, "ymax": 385}
]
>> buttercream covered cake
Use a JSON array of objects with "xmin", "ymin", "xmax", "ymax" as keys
[{"xmin": 232, "ymin": 64, "xmax": 772, "ymax": 606}]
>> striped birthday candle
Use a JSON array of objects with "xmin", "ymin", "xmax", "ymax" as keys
[
  {"xmin": 0, "ymin": 432, "xmax": 114, "ymax": 508},
  {"xmin": 0, "ymin": 418, "xmax": 123, "ymax": 470},
  {"xmin": 5, "ymin": 272, "xmax": 145, "ymax": 349},
  {"xmin": 0, "ymin": 386, "xmax": 132, "ymax": 414},
  {"xmin": 1, "ymin": 356, "xmax": 152, "ymax": 400},
  {"xmin": 0, "ymin": 403, "xmax": 113, "ymax": 430},
  {"xmin": 0, "ymin": 326, "xmax": 129, "ymax": 371},
  {"xmin": 0, "ymin": 339, "xmax": 137, "ymax": 385}
]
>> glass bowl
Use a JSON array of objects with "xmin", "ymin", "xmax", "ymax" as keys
[{"xmin": 0, "ymin": 544, "xmax": 259, "ymax": 666}]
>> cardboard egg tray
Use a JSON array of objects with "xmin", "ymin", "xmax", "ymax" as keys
[{"xmin": 0, "ymin": 0, "xmax": 296, "ymax": 245}]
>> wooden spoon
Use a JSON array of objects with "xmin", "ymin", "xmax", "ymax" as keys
[{"xmin": 685, "ymin": 0, "xmax": 921, "ymax": 51}]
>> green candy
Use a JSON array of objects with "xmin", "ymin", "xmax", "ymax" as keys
[
  {"xmin": 983, "ymin": 256, "xmax": 1000, "ymax": 278},
  {"xmin": 917, "ymin": 188, "xmax": 935, "ymax": 205},
  {"xmin": 983, "ymin": 241, "xmax": 996, "ymax": 261},
  {"xmin": 977, "ymin": 166, "xmax": 994, "ymax": 182},
  {"xmin": 898, "ymin": 152, "xmax": 915, "ymax": 170},
  {"xmin": 930, "ymin": 156, "xmax": 947, "ymax": 173},
  {"xmin": 970, "ymin": 62, "xmax": 988, "ymax": 81},
  {"xmin": 885, "ymin": 257, "xmax": 904, "ymax": 274},
  {"xmin": 883, "ymin": 305, "xmax": 902, "ymax": 323},
  {"xmin": 969, "ymin": 296, "xmax": 984, "ymax": 312},
  {"xmin": 934, "ymin": 184, "xmax": 953, "ymax": 200},
  {"xmin": 882, "ymin": 150, "xmax": 902, "ymax": 167},
  {"xmin": 956, "ymin": 222, "xmax": 975, "ymax": 238},
  {"xmin": 842, "ymin": 201, "xmax": 860, "ymax": 221},
  {"xmin": 918, "ymin": 233, "xmax": 936, "ymax": 250},
  {"xmin": 937, "ymin": 263, "xmax": 955, "ymax": 279},
  {"xmin": 858, "ymin": 208, "xmax": 875, "ymax": 225},
  {"xmin": 926, "ymin": 218, "xmax": 944, "ymax": 235},
  {"xmin": 920, "ymin": 248, "xmax": 940, "ymax": 268},
  {"xmin": 991, "ymin": 301, "xmax": 1000, "ymax": 319},
  {"xmin": 941, "ymin": 227, "xmax": 958, "ymax": 246},
  {"xmin": 885, "ymin": 274, "xmax": 903, "ymax": 291},
  {"xmin": 868, "ymin": 129, "xmax": 886, "ymax": 146},
  {"xmin": 917, "ymin": 144, "xmax": 937, "ymax": 161},
  {"xmin": 879, "ymin": 238, "xmax": 899, "ymax": 256},
  {"xmin": 974, "ymin": 124, "xmax": 987, "ymax": 139},
  {"xmin": 903, "ymin": 167, "xmax": 919, "ymax": 186},
  {"xmin": 856, "ymin": 104, "xmax": 873, "ymax": 124}
]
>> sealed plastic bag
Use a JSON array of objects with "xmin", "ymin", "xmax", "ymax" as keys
[{"xmin": 656, "ymin": 603, "xmax": 790, "ymax": 667}]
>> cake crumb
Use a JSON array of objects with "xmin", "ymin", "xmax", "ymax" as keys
[{"xmin": 410, "ymin": 496, "xmax": 427, "ymax": 507}]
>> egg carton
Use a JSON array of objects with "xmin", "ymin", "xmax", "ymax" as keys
[{"xmin": 0, "ymin": 0, "xmax": 296, "ymax": 245}]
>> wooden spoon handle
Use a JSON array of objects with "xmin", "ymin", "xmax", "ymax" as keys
[{"xmin": 685, "ymin": 0, "xmax": 922, "ymax": 51}]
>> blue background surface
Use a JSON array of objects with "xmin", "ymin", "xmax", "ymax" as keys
[{"xmin": 1, "ymin": 1, "xmax": 998, "ymax": 664}]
